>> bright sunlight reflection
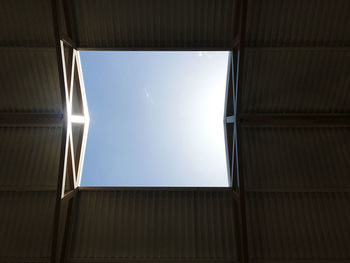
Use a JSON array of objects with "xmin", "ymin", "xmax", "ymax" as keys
[
  {"xmin": 80, "ymin": 51, "xmax": 229, "ymax": 187},
  {"xmin": 70, "ymin": 115, "xmax": 85, "ymax": 124}
]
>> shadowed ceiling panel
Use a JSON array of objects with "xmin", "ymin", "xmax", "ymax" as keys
[
  {"xmin": 0, "ymin": 48, "xmax": 62, "ymax": 113},
  {"xmin": 0, "ymin": 0, "xmax": 54, "ymax": 47},
  {"xmin": 0, "ymin": 127, "xmax": 62, "ymax": 189},
  {"xmin": 70, "ymin": 189, "xmax": 237, "ymax": 261},
  {"xmin": 72, "ymin": 0, "xmax": 237, "ymax": 49},
  {"xmin": 241, "ymin": 48, "xmax": 350, "ymax": 113},
  {"xmin": 245, "ymin": 0, "xmax": 350, "ymax": 47},
  {"xmin": 0, "ymin": 191, "xmax": 56, "ymax": 262},
  {"xmin": 246, "ymin": 192, "xmax": 350, "ymax": 261},
  {"xmin": 240, "ymin": 127, "xmax": 350, "ymax": 191},
  {"xmin": 0, "ymin": 0, "xmax": 349, "ymax": 262}
]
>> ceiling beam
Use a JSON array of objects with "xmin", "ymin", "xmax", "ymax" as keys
[
  {"xmin": 239, "ymin": 114, "xmax": 350, "ymax": 127},
  {"xmin": 245, "ymin": 45, "xmax": 350, "ymax": 50},
  {"xmin": 233, "ymin": 0, "xmax": 249, "ymax": 261},
  {"xmin": 0, "ymin": 46, "xmax": 55, "ymax": 51},
  {"xmin": 50, "ymin": 0, "xmax": 71, "ymax": 262},
  {"xmin": 246, "ymin": 187, "xmax": 350, "ymax": 193},
  {"xmin": 49, "ymin": 0, "xmax": 87, "ymax": 262},
  {"xmin": 0, "ymin": 113, "xmax": 63, "ymax": 127},
  {"xmin": 0, "ymin": 186, "xmax": 57, "ymax": 192}
]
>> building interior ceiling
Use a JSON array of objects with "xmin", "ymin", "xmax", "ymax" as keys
[{"xmin": 0, "ymin": 0, "xmax": 349, "ymax": 262}]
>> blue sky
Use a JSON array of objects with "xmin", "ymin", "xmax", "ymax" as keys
[{"xmin": 80, "ymin": 51, "xmax": 229, "ymax": 187}]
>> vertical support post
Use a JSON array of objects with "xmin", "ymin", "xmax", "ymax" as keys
[
  {"xmin": 49, "ymin": 0, "xmax": 89, "ymax": 262},
  {"xmin": 233, "ymin": 0, "xmax": 249, "ymax": 262},
  {"xmin": 60, "ymin": 194, "xmax": 79, "ymax": 262},
  {"xmin": 50, "ymin": 0, "xmax": 70, "ymax": 262}
]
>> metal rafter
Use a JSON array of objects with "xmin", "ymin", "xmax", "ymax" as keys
[
  {"xmin": 0, "ymin": 113, "xmax": 63, "ymax": 127},
  {"xmin": 50, "ymin": 0, "xmax": 89, "ymax": 262},
  {"xmin": 232, "ymin": 0, "xmax": 249, "ymax": 262},
  {"xmin": 239, "ymin": 114, "xmax": 350, "ymax": 127}
]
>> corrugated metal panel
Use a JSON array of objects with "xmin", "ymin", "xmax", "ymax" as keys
[
  {"xmin": 241, "ymin": 48, "xmax": 350, "ymax": 113},
  {"xmin": 0, "ymin": 127, "xmax": 62, "ymax": 189},
  {"xmin": 0, "ymin": 48, "xmax": 62, "ymax": 113},
  {"xmin": 0, "ymin": 0, "xmax": 54, "ymax": 47},
  {"xmin": 246, "ymin": 192, "xmax": 350, "ymax": 260},
  {"xmin": 240, "ymin": 127, "xmax": 350, "ymax": 190},
  {"xmin": 72, "ymin": 124, "xmax": 84, "ymax": 162},
  {"xmin": 73, "ymin": 0, "xmax": 237, "ymax": 49},
  {"xmin": 0, "ymin": 191, "xmax": 56, "ymax": 261},
  {"xmin": 70, "ymin": 189, "xmax": 236, "ymax": 261},
  {"xmin": 245, "ymin": 0, "xmax": 350, "ymax": 46}
]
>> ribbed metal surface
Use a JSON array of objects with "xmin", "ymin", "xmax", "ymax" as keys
[
  {"xmin": 246, "ymin": 192, "xmax": 350, "ymax": 260},
  {"xmin": 241, "ymin": 48, "xmax": 350, "ymax": 113},
  {"xmin": 240, "ymin": 127, "xmax": 350, "ymax": 190},
  {"xmin": 73, "ymin": 0, "xmax": 237, "ymax": 49},
  {"xmin": 245, "ymin": 0, "xmax": 350, "ymax": 46},
  {"xmin": 0, "ymin": 0, "xmax": 54, "ymax": 47},
  {"xmin": 0, "ymin": 191, "xmax": 56, "ymax": 261},
  {"xmin": 72, "ymin": 124, "xmax": 84, "ymax": 161},
  {"xmin": 0, "ymin": 48, "xmax": 62, "ymax": 113},
  {"xmin": 70, "ymin": 189, "xmax": 236, "ymax": 261},
  {"xmin": 1, "ymin": 1, "xmax": 349, "ymax": 262},
  {"xmin": 0, "ymin": 127, "xmax": 62, "ymax": 189}
]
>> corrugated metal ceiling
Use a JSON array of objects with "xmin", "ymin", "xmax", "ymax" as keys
[
  {"xmin": 0, "ymin": 48, "xmax": 62, "ymax": 113},
  {"xmin": 241, "ymin": 48, "xmax": 350, "ymax": 113},
  {"xmin": 0, "ymin": 0, "xmax": 54, "ymax": 47},
  {"xmin": 0, "ymin": 0, "xmax": 350, "ymax": 262},
  {"xmin": 241, "ymin": 127, "xmax": 350, "ymax": 191},
  {"xmin": 240, "ymin": 1, "xmax": 350, "ymax": 261},
  {"xmin": 246, "ymin": 192, "xmax": 350, "ymax": 261},
  {"xmin": 0, "ymin": 191, "xmax": 56, "ymax": 261},
  {"xmin": 0, "ymin": 127, "xmax": 62, "ymax": 190},
  {"xmin": 245, "ymin": 0, "xmax": 350, "ymax": 47},
  {"xmin": 72, "ymin": 0, "xmax": 238, "ymax": 49},
  {"xmin": 70, "ymin": 189, "xmax": 237, "ymax": 261}
]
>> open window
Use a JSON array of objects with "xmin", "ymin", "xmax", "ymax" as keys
[{"xmin": 79, "ymin": 51, "xmax": 230, "ymax": 187}]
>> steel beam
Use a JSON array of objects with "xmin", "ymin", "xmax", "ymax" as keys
[
  {"xmin": 50, "ymin": 0, "xmax": 77, "ymax": 262},
  {"xmin": 233, "ymin": 0, "xmax": 249, "ymax": 262},
  {"xmin": 0, "ymin": 46, "xmax": 55, "ymax": 51},
  {"xmin": 49, "ymin": 0, "xmax": 90, "ymax": 261},
  {"xmin": 63, "ymin": 0, "xmax": 79, "ymax": 47},
  {"xmin": 246, "ymin": 187, "xmax": 350, "ymax": 193},
  {"xmin": 0, "ymin": 113, "xmax": 63, "ymax": 127},
  {"xmin": 0, "ymin": 187, "xmax": 57, "ymax": 192},
  {"xmin": 239, "ymin": 114, "xmax": 350, "ymax": 127},
  {"xmin": 60, "ymin": 194, "xmax": 79, "ymax": 262},
  {"xmin": 245, "ymin": 45, "xmax": 350, "ymax": 50}
]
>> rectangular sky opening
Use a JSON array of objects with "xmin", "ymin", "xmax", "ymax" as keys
[{"xmin": 80, "ymin": 51, "xmax": 229, "ymax": 187}]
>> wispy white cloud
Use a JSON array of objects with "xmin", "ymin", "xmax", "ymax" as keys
[{"xmin": 144, "ymin": 87, "xmax": 154, "ymax": 104}]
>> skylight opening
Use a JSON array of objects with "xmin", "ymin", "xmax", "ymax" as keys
[{"xmin": 80, "ymin": 51, "xmax": 229, "ymax": 187}]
